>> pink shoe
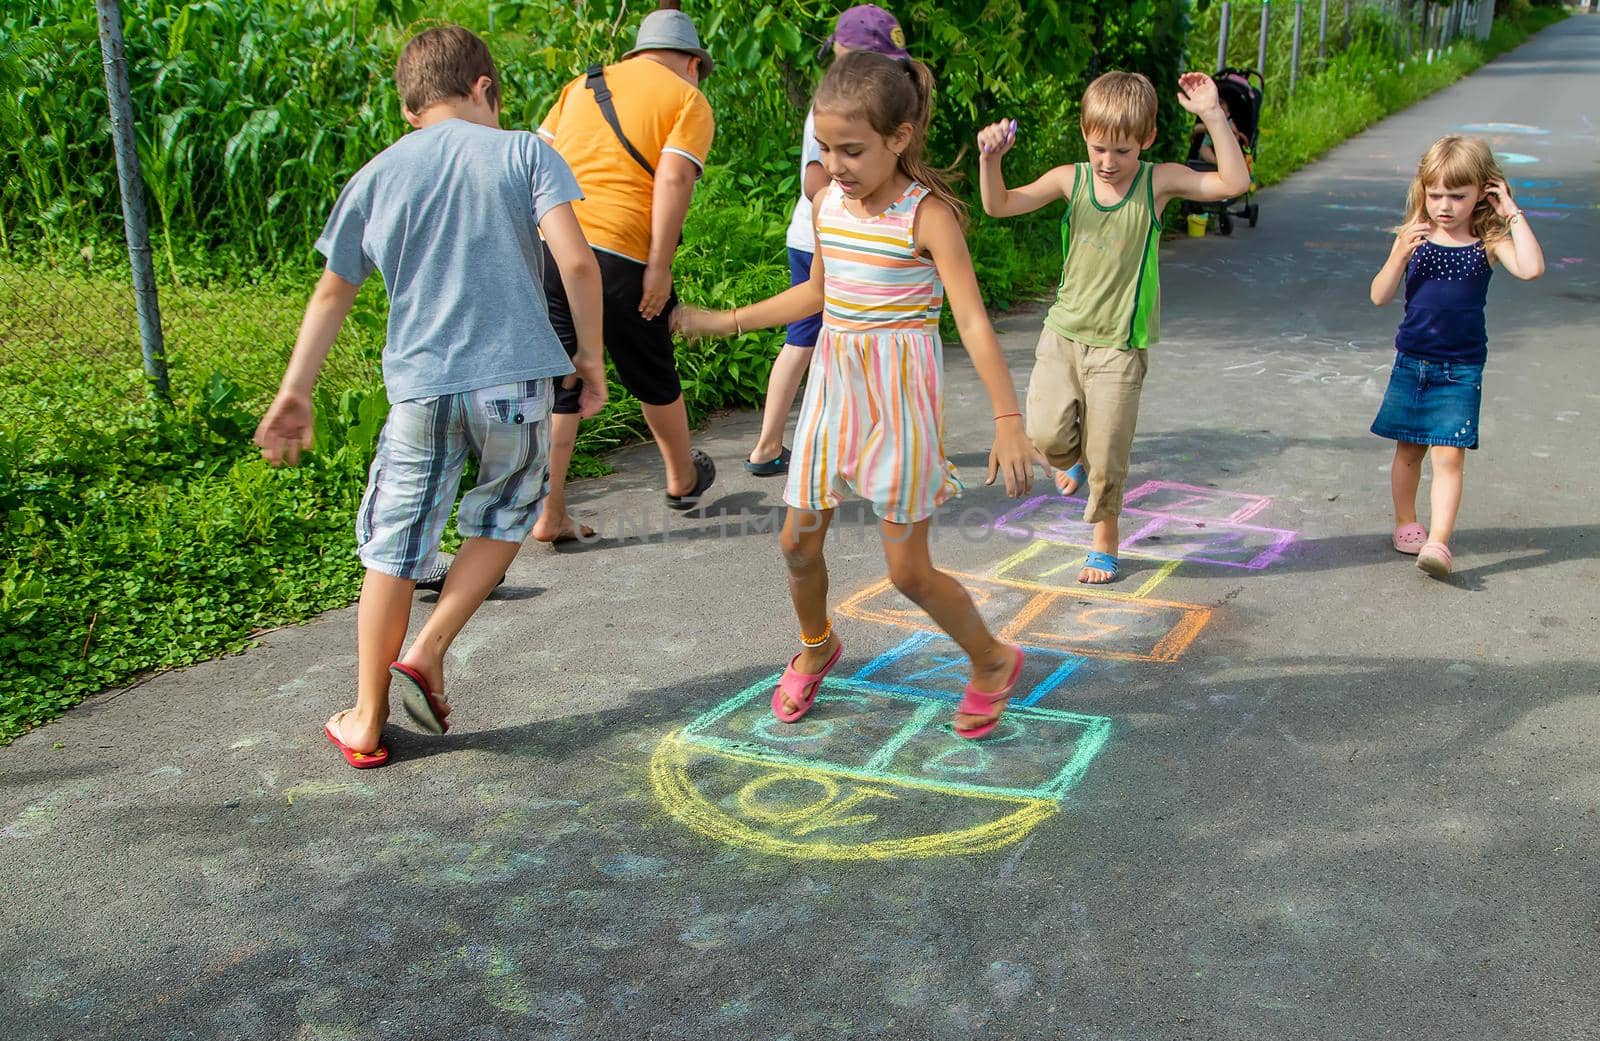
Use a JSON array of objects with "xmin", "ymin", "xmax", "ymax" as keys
[
  {"xmin": 1392, "ymin": 522, "xmax": 1427, "ymax": 555},
  {"xmin": 771, "ymin": 640, "xmax": 844, "ymax": 723},
  {"xmin": 1416, "ymin": 541, "xmax": 1453, "ymax": 578},
  {"xmin": 954, "ymin": 644, "xmax": 1025, "ymax": 741}
]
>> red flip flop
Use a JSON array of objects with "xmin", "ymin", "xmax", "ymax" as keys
[
  {"xmin": 954, "ymin": 644, "xmax": 1025, "ymax": 740},
  {"xmin": 324, "ymin": 722, "xmax": 389, "ymax": 769},
  {"xmin": 389, "ymin": 661, "xmax": 450, "ymax": 735}
]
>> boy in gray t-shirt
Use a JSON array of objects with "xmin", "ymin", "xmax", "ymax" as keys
[{"xmin": 254, "ymin": 26, "xmax": 606, "ymax": 769}]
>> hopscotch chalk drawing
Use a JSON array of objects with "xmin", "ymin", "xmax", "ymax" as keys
[
  {"xmin": 651, "ymin": 674, "xmax": 1111, "ymax": 861},
  {"xmin": 651, "ymin": 478, "xmax": 1299, "ymax": 860}
]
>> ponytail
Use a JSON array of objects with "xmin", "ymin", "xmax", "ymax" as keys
[{"xmin": 815, "ymin": 51, "xmax": 967, "ymax": 227}]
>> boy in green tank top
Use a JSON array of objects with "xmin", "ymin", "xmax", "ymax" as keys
[{"xmin": 978, "ymin": 71, "xmax": 1249, "ymax": 583}]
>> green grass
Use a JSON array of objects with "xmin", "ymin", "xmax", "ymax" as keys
[{"xmin": 0, "ymin": 2, "xmax": 1565, "ymax": 743}]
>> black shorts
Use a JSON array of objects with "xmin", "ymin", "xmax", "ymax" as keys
[{"xmin": 543, "ymin": 244, "xmax": 681, "ymax": 414}]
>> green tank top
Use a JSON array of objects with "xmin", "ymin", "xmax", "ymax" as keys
[{"xmin": 1043, "ymin": 161, "xmax": 1161, "ymax": 349}]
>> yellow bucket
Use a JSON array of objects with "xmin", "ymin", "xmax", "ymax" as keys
[{"xmin": 1186, "ymin": 213, "xmax": 1208, "ymax": 237}]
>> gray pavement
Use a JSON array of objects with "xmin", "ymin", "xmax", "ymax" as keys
[{"xmin": 4, "ymin": 18, "xmax": 1598, "ymax": 1041}]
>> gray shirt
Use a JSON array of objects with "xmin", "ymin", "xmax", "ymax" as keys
[{"xmin": 316, "ymin": 119, "xmax": 583, "ymax": 402}]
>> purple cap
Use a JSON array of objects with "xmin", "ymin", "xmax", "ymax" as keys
[{"xmin": 825, "ymin": 5, "xmax": 909, "ymax": 60}]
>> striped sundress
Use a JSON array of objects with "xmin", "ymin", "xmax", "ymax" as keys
[{"xmin": 784, "ymin": 181, "xmax": 963, "ymax": 524}]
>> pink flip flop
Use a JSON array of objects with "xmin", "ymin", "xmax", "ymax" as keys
[
  {"xmin": 1416, "ymin": 541, "xmax": 1453, "ymax": 578},
  {"xmin": 954, "ymin": 644, "xmax": 1026, "ymax": 741},
  {"xmin": 771, "ymin": 640, "xmax": 844, "ymax": 723},
  {"xmin": 1392, "ymin": 522, "xmax": 1427, "ymax": 555},
  {"xmin": 389, "ymin": 661, "xmax": 450, "ymax": 735}
]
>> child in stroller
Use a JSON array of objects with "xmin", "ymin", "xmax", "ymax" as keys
[{"xmin": 1183, "ymin": 67, "xmax": 1262, "ymax": 235}]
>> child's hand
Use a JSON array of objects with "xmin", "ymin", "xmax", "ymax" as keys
[
  {"xmin": 1390, "ymin": 221, "xmax": 1432, "ymax": 262},
  {"xmin": 1176, "ymin": 72, "xmax": 1223, "ymax": 118},
  {"xmin": 569, "ymin": 351, "xmax": 608, "ymax": 419},
  {"xmin": 254, "ymin": 390, "xmax": 314, "ymax": 467},
  {"xmin": 672, "ymin": 304, "xmax": 740, "ymax": 338},
  {"xmin": 977, "ymin": 119, "xmax": 1017, "ymax": 158},
  {"xmin": 1484, "ymin": 178, "xmax": 1519, "ymax": 218},
  {"xmin": 670, "ymin": 304, "xmax": 721, "ymax": 338},
  {"xmin": 985, "ymin": 417, "xmax": 1034, "ymax": 497}
]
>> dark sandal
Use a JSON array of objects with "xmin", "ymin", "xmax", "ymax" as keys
[
  {"xmin": 744, "ymin": 446, "xmax": 791, "ymax": 477},
  {"xmin": 666, "ymin": 449, "xmax": 717, "ymax": 511}
]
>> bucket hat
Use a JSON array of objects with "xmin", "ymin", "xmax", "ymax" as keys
[{"xmin": 623, "ymin": 9, "xmax": 715, "ymax": 78}]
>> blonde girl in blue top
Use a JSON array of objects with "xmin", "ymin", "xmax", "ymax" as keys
[{"xmin": 1370, "ymin": 136, "xmax": 1544, "ymax": 578}]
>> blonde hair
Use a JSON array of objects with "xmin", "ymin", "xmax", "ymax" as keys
[
  {"xmin": 1080, "ymin": 71, "xmax": 1158, "ymax": 144},
  {"xmin": 813, "ymin": 50, "xmax": 967, "ymax": 227},
  {"xmin": 1401, "ymin": 135, "xmax": 1510, "ymax": 254}
]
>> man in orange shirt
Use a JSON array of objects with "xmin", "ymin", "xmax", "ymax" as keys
[{"xmin": 536, "ymin": 3, "xmax": 717, "ymax": 537}]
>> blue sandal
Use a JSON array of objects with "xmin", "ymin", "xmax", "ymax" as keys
[
  {"xmin": 1056, "ymin": 463, "xmax": 1087, "ymax": 496},
  {"xmin": 1079, "ymin": 550, "xmax": 1119, "ymax": 584}
]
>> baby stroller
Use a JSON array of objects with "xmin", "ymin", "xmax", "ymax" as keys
[{"xmin": 1183, "ymin": 66, "xmax": 1262, "ymax": 235}]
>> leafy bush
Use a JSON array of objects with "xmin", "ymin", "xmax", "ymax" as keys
[{"xmin": 0, "ymin": 0, "xmax": 1562, "ymax": 741}]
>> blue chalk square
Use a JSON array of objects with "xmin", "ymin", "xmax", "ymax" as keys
[{"xmin": 849, "ymin": 632, "xmax": 1088, "ymax": 708}]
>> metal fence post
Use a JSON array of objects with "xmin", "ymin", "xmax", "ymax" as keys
[
  {"xmin": 1344, "ymin": 0, "xmax": 1352, "ymax": 50},
  {"xmin": 94, "ymin": 0, "xmax": 168, "ymax": 402},
  {"xmin": 1218, "ymin": 2, "xmax": 1232, "ymax": 70},
  {"xmin": 1319, "ymin": 0, "xmax": 1329, "ymax": 60},
  {"xmin": 1291, "ymin": 1, "xmax": 1304, "ymax": 94},
  {"xmin": 1259, "ymin": 0, "xmax": 1271, "ymax": 75}
]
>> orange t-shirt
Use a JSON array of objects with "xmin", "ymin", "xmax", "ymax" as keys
[{"xmin": 538, "ymin": 57, "xmax": 715, "ymax": 263}]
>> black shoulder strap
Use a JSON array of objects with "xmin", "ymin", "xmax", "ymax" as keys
[{"xmin": 585, "ymin": 64, "xmax": 655, "ymax": 177}]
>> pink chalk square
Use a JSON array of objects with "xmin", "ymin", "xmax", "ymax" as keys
[
  {"xmin": 1120, "ymin": 481, "xmax": 1273, "ymax": 523},
  {"xmin": 991, "ymin": 497, "xmax": 1297, "ymax": 571}
]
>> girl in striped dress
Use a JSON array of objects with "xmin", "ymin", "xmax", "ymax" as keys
[{"xmin": 674, "ymin": 50, "xmax": 1034, "ymax": 739}]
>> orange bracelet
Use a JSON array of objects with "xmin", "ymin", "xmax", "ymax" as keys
[{"xmin": 993, "ymin": 412, "xmax": 1022, "ymax": 421}]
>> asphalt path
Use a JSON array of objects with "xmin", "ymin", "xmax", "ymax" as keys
[{"xmin": 4, "ymin": 17, "xmax": 1597, "ymax": 1041}]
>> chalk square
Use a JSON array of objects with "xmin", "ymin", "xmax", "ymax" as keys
[
  {"xmin": 873, "ymin": 703, "xmax": 1113, "ymax": 800},
  {"xmin": 837, "ymin": 576, "xmax": 1037, "ymax": 637},
  {"xmin": 988, "ymin": 541, "xmax": 1180, "ymax": 598},
  {"xmin": 1120, "ymin": 514, "xmax": 1297, "ymax": 570},
  {"xmin": 990, "ymin": 495, "xmax": 1097, "ymax": 546},
  {"xmin": 849, "ymin": 631, "xmax": 1086, "ymax": 708},
  {"xmin": 1120, "ymin": 480, "xmax": 1272, "ymax": 523},
  {"xmin": 685, "ymin": 682, "xmax": 916, "ymax": 772},
  {"xmin": 996, "ymin": 586, "xmax": 1213, "ymax": 663}
]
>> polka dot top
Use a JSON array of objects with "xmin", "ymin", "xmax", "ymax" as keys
[{"xmin": 1395, "ymin": 239, "xmax": 1492, "ymax": 364}]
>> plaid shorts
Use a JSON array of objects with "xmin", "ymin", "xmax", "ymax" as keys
[{"xmin": 356, "ymin": 379, "xmax": 552, "ymax": 580}]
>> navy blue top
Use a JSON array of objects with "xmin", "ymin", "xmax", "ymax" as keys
[{"xmin": 1395, "ymin": 239, "xmax": 1492, "ymax": 365}]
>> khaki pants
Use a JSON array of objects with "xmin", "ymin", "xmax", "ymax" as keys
[{"xmin": 1024, "ymin": 328, "xmax": 1148, "ymax": 523}]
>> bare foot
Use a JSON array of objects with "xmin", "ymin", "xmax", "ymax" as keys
[
  {"xmin": 531, "ymin": 510, "xmax": 595, "ymax": 545},
  {"xmin": 953, "ymin": 642, "xmax": 1019, "ymax": 732},
  {"xmin": 1078, "ymin": 519, "xmax": 1119, "ymax": 584},
  {"xmin": 779, "ymin": 633, "xmax": 840, "ymax": 716},
  {"xmin": 326, "ymin": 708, "xmax": 385, "ymax": 755},
  {"xmin": 1078, "ymin": 561, "xmax": 1117, "ymax": 584}
]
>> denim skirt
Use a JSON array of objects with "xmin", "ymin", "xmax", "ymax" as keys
[{"xmin": 1370, "ymin": 351, "xmax": 1483, "ymax": 449}]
